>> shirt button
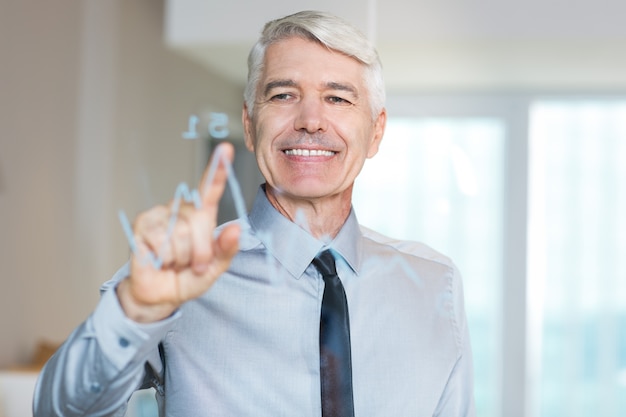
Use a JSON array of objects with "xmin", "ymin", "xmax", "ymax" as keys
[
  {"xmin": 119, "ymin": 337, "xmax": 130, "ymax": 348},
  {"xmin": 90, "ymin": 382, "xmax": 102, "ymax": 393}
]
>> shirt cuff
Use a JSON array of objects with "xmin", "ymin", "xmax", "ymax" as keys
[{"xmin": 91, "ymin": 286, "xmax": 181, "ymax": 371}]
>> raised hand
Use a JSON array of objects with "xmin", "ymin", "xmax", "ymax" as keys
[{"xmin": 116, "ymin": 142, "xmax": 241, "ymax": 322}]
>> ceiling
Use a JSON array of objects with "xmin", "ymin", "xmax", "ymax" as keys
[{"xmin": 164, "ymin": 0, "xmax": 626, "ymax": 93}]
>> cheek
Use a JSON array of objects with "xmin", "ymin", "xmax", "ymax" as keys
[
  {"xmin": 252, "ymin": 139, "xmax": 279, "ymax": 179},
  {"xmin": 349, "ymin": 126, "xmax": 380, "ymax": 160},
  {"xmin": 249, "ymin": 115, "xmax": 279, "ymax": 151}
]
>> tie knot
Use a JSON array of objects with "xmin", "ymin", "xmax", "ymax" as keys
[{"xmin": 312, "ymin": 250, "xmax": 337, "ymax": 278}]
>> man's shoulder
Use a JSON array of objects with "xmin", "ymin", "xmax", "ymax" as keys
[{"xmin": 359, "ymin": 225, "xmax": 456, "ymax": 270}]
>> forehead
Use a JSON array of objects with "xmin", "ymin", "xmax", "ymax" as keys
[{"xmin": 261, "ymin": 37, "xmax": 366, "ymax": 88}]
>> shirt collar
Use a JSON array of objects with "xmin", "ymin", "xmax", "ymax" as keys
[
  {"xmin": 247, "ymin": 186, "xmax": 363, "ymax": 279},
  {"xmin": 327, "ymin": 208, "xmax": 362, "ymax": 275}
]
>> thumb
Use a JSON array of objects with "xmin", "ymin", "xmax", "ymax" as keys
[{"xmin": 213, "ymin": 222, "xmax": 241, "ymax": 270}]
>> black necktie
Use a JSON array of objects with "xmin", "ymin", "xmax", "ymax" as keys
[{"xmin": 312, "ymin": 250, "xmax": 355, "ymax": 417}]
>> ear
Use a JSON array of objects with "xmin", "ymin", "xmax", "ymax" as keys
[
  {"xmin": 242, "ymin": 104, "xmax": 255, "ymax": 152},
  {"xmin": 366, "ymin": 108, "xmax": 387, "ymax": 158}
]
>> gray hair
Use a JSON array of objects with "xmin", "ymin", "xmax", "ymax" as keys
[{"xmin": 243, "ymin": 10, "xmax": 385, "ymax": 119}]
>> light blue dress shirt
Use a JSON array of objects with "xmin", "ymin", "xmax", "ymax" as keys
[{"xmin": 34, "ymin": 187, "xmax": 475, "ymax": 416}]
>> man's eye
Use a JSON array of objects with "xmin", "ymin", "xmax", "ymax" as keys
[
  {"xmin": 270, "ymin": 93, "xmax": 293, "ymax": 101},
  {"xmin": 327, "ymin": 96, "xmax": 351, "ymax": 105}
]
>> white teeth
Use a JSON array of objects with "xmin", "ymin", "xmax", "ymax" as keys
[{"xmin": 284, "ymin": 149, "xmax": 334, "ymax": 157}]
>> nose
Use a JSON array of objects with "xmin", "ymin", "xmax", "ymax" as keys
[{"xmin": 294, "ymin": 97, "xmax": 328, "ymax": 133}]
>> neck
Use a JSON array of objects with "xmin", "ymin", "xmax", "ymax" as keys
[{"xmin": 264, "ymin": 184, "xmax": 352, "ymax": 239}]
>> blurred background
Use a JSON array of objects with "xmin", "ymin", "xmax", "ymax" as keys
[{"xmin": 1, "ymin": 1, "xmax": 625, "ymax": 416}]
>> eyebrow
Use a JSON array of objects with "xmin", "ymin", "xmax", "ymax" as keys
[
  {"xmin": 326, "ymin": 82, "xmax": 359, "ymax": 98},
  {"xmin": 263, "ymin": 79, "xmax": 297, "ymax": 96}
]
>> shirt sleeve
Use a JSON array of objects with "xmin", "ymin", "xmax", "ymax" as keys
[
  {"xmin": 433, "ymin": 266, "xmax": 477, "ymax": 417},
  {"xmin": 33, "ymin": 271, "xmax": 180, "ymax": 417}
]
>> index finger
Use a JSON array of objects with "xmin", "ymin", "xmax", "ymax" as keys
[{"xmin": 198, "ymin": 142, "xmax": 235, "ymax": 209}]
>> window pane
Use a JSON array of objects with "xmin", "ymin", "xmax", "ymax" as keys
[
  {"xmin": 353, "ymin": 117, "xmax": 505, "ymax": 417},
  {"xmin": 528, "ymin": 100, "xmax": 626, "ymax": 417}
]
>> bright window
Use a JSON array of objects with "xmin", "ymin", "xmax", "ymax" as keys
[{"xmin": 527, "ymin": 100, "xmax": 626, "ymax": 417}]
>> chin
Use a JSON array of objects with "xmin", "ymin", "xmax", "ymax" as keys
[{"xmin": 281, "ymin": 180, "xmax": 345, "ymax": 200}]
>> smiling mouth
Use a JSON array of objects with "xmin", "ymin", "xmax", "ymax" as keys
[{"xmin": 283, "ymin": 149, "xmax": 335, "ymax": 157}]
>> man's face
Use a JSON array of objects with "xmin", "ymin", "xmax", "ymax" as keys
[{"xmin": 243, "ymin": 36, "xmax": 386, "ymax": 204}]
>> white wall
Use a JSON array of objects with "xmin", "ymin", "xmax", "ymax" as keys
[
  {"xmin": 166, "ymin": 0, "xmax": 626, "ymax": 92},
  {"xmin": 0, "ymin": 0, "xmax": 244, "ymax": 367}
]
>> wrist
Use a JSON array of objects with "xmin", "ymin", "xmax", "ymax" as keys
[{"xmin": 116, "ymin": 278, "xmax": 178, "ymax": 323}]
